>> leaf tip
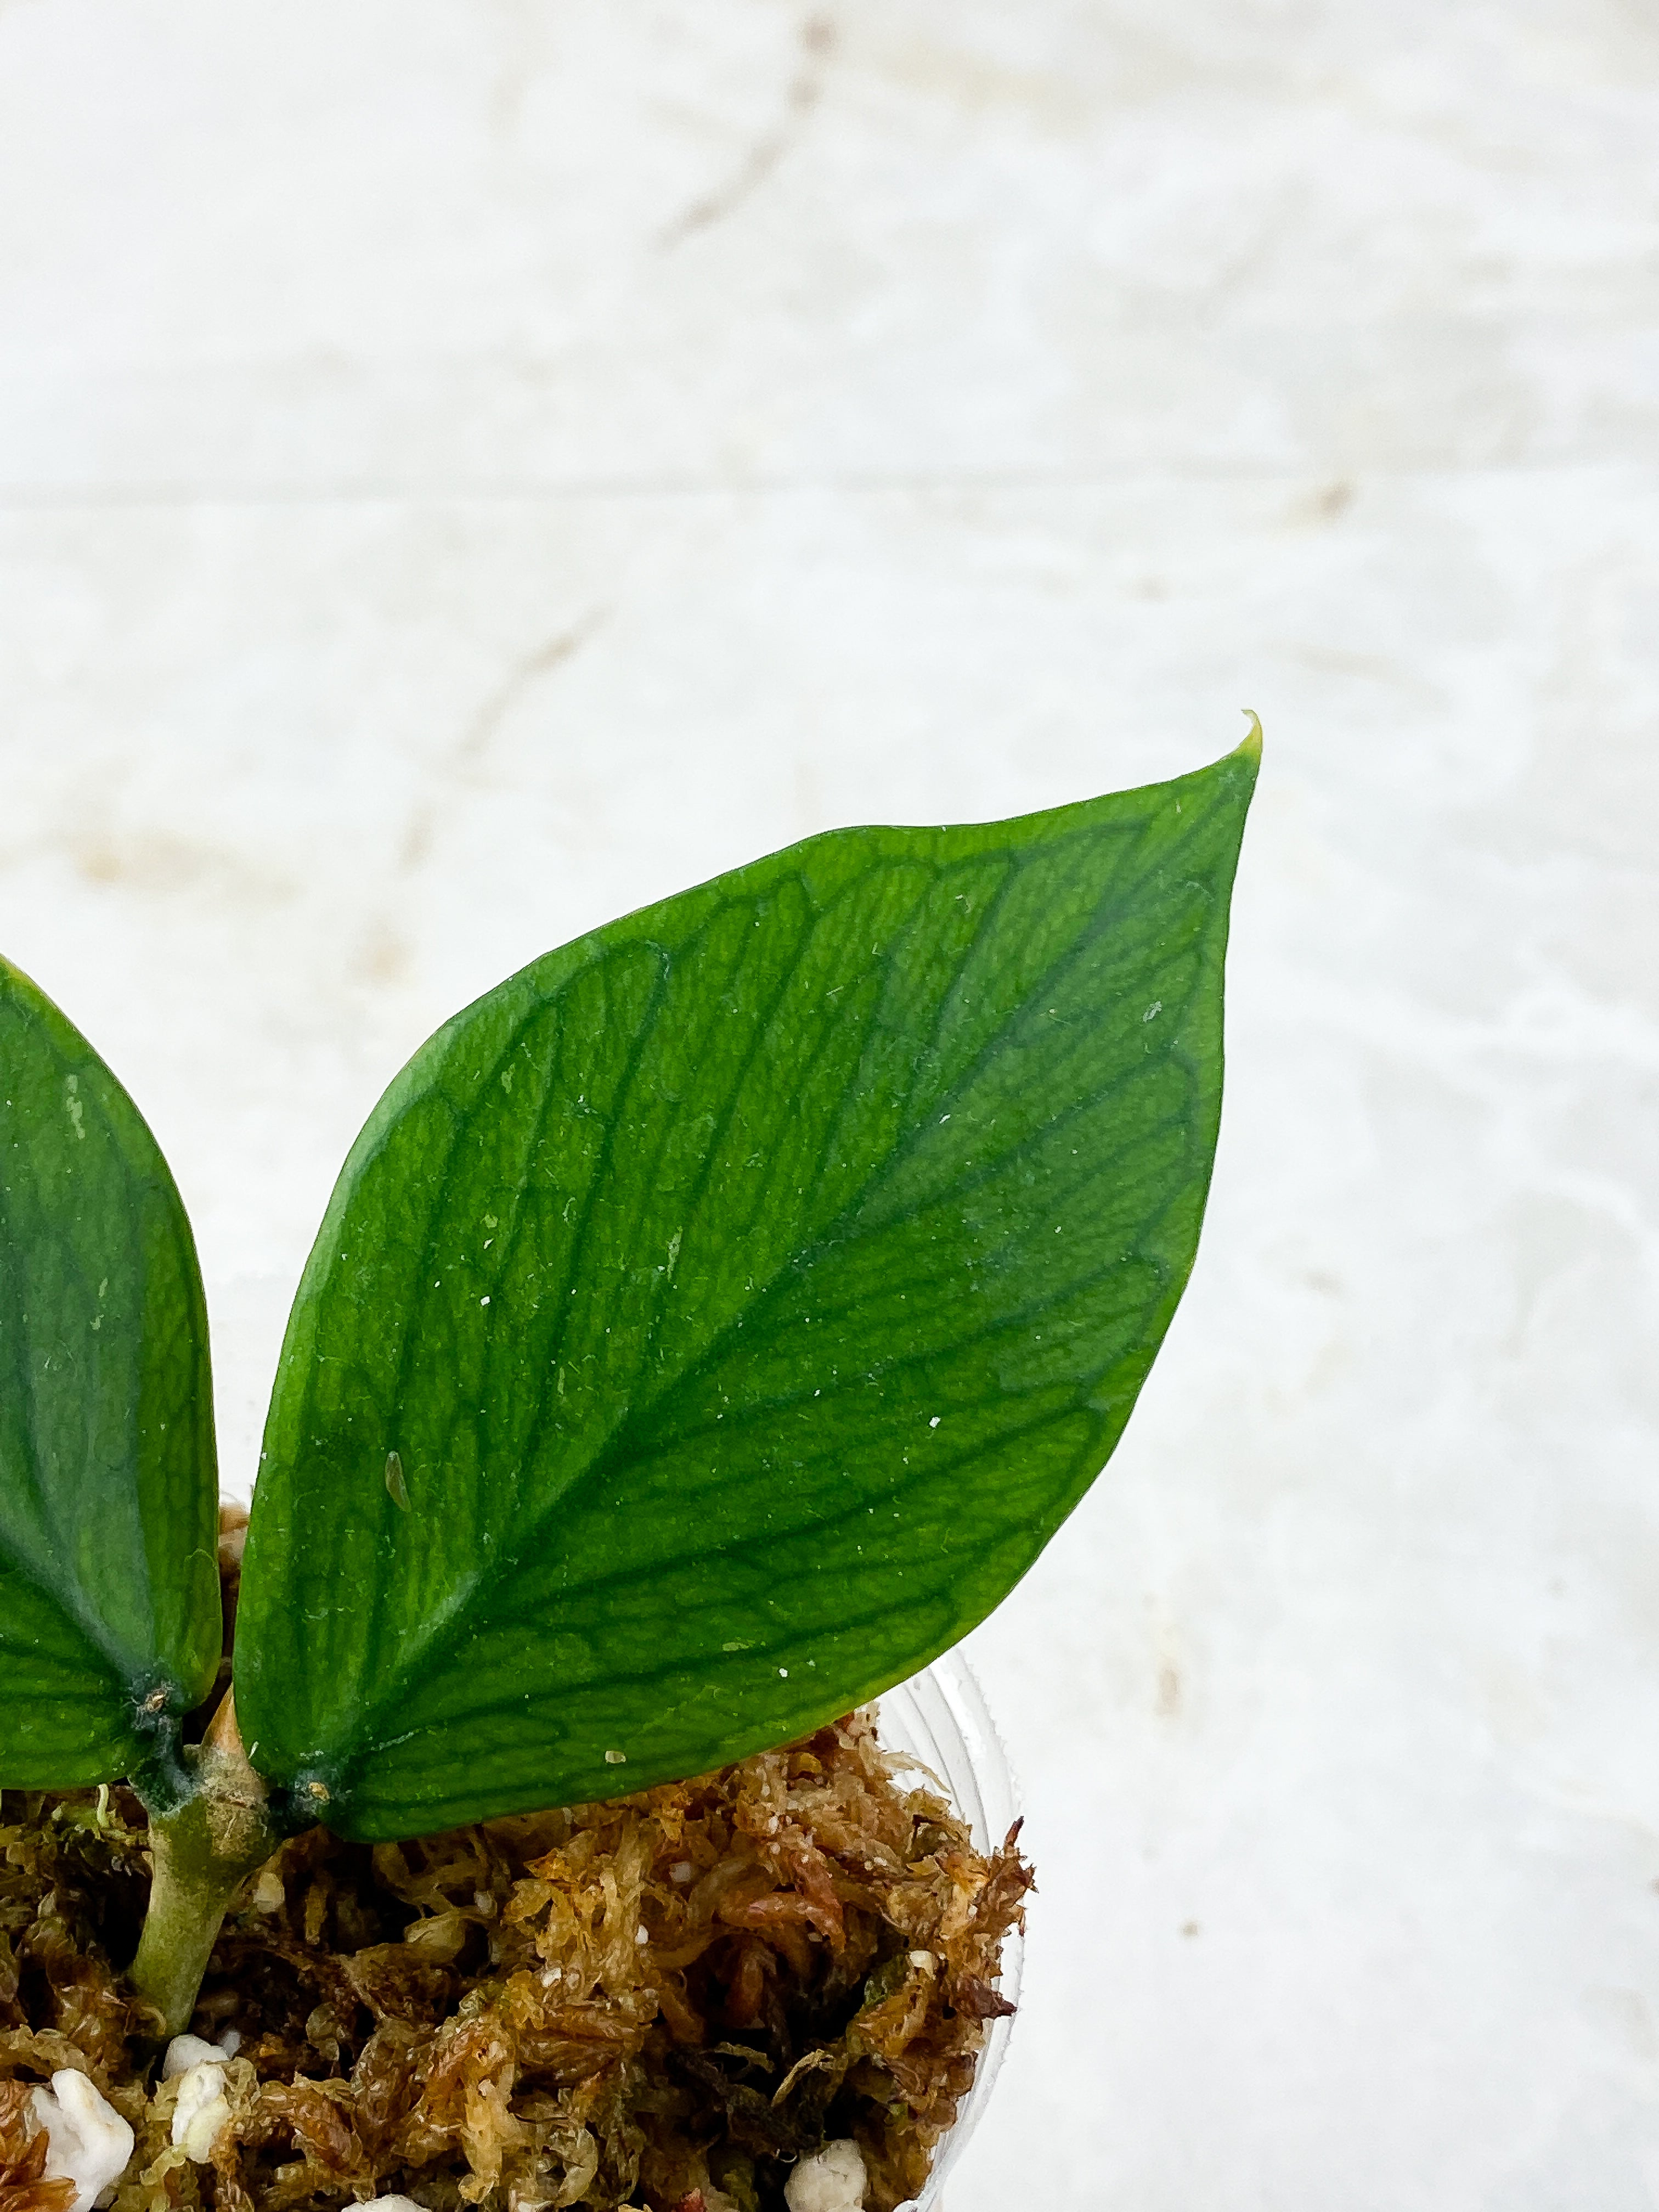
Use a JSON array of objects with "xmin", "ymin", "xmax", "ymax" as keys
[{"xmin": 1235, "ymin": 709, "xmax": 1263, "ymax": 765}]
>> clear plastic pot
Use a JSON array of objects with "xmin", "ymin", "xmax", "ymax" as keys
[{"xmin": 874, "ymin": 1650, "xmax": 1021, "ymax": 2212}]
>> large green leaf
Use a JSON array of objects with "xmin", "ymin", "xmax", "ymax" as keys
[
  {"xmin": 238, "ymin": 738, "xmax": 1257, "ymax": 1840},
  {"xmin": 0, "ymin": 961, "xmax": 221, "ymax": 1798}
]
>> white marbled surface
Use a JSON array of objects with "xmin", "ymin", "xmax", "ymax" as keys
[{"xmin": 1, "ymin": 3, "xmax": 1656, "ymax": 2205}]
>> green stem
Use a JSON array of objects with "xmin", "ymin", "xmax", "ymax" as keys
[{"xmin": 128, "ymin": 1692, "xmax": 285, "ymax": 2038}]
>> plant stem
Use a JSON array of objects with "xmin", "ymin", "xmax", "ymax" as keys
[{"xmin": 128, "ymin": 1692, "xmax": 283, "ymax": 2038}]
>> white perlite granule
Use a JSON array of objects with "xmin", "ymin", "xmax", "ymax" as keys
[
  {"xmin": 170, "ymin": 2059, "xmax": 234, "ymax": 2163},
  {"xmin": 28, "ymin": 2070, "xmax": 134, "ymax": 2212},
  {"xmin": 161, "ymin": 2033, "xmax": 234, "ymax": 2080},
  {"xmin": 784, "ymin": 2137, "xmax": 868, "ymax": 2212},
  {"xmin": 162, "ymin": 2030, "xmax": 244, "ymax": 2164}
]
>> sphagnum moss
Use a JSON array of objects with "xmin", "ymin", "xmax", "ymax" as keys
[{"xmin": 2, "ymin": 1690, "xmax": 1026, "ymax": 2210}]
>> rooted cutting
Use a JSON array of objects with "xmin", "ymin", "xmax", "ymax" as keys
[{"xmin": 0, "ymin": 741, "xmax": 1256, "ymax": 2203}]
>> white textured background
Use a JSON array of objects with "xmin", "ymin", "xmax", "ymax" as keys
[{"xmin": 2, "ymin": 3, "xmax": 1657, "ymax": 2205}]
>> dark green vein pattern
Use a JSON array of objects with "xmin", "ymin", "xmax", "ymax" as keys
[
  {"xmin": 0, "ymin": 960, "xmax": 221, "ymax": 1793},
  {"xmin": 237, "ymin": 741, "xmax": 1257, "ymax": 1839}
]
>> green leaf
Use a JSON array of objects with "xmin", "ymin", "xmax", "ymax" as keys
[
  {"xmin": 0, "ymin": 960, "xmax": 221, "ymax": 1796},
  {"xmin": 238, "ymin": 737, "xmax": 1258, "ymax": 1840}
]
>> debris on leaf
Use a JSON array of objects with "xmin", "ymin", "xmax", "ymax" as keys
[{"xmin": 1, "ymin": 1714, "xmax": 1028, "ymax": 2211}]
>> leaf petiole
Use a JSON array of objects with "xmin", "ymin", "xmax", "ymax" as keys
[{"xmin": 126, "ymin": 1693, "xmax": 290, "ymax": 2038}]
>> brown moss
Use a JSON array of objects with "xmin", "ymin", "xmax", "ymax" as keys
[
  {"xmin": 0, "ymin": 1508, "xmax": 1028, "ymax": 2208},
  {"xmin": 0, "ymin": 1721, "xmax": 1026, "ymax": 2212}
]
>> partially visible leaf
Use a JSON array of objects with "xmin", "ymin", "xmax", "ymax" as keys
[
  {"xmin": 239, "ymin": 738, "xmax": 1258, "ymax": 1839},
  {"xmin": 0, "ymin": 961, "xmax": 221, "ymax": 1795}
]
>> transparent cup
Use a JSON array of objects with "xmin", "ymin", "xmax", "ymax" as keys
[{"xmin": 874, "ymin": 1650, "xmax": 1022, "ymax": 2212}]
